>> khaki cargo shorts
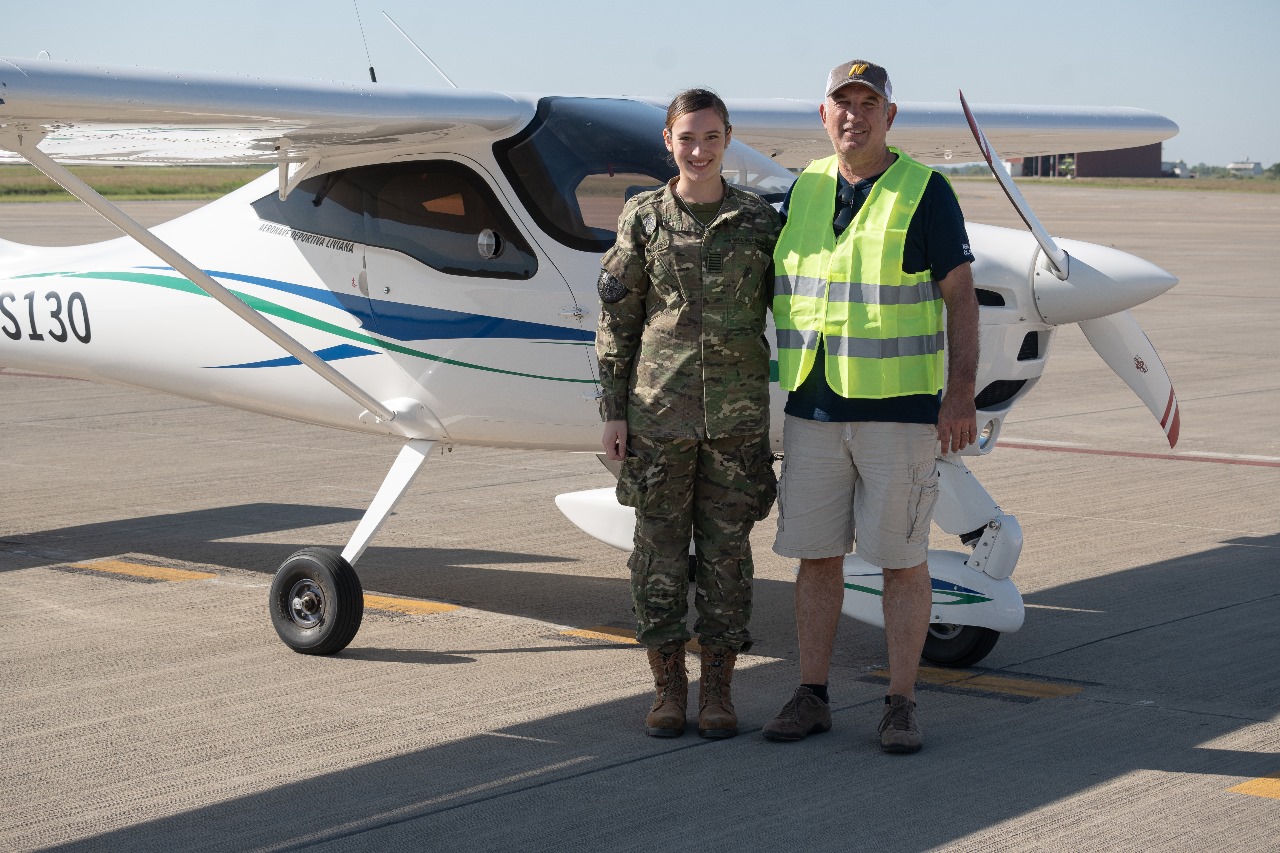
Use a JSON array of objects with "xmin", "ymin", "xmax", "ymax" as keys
[{"xmin": 772, "ymin": 415, "xmax": 939, "ymax": 569}]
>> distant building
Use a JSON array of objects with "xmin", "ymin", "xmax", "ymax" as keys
[
  {"xmin": 1019, "ymin": 142, "xmax": 1163, "ymax": 178},
  {"xmin": 1226, "ymin": 160, "xmax": 1263, "ymax": 176}
]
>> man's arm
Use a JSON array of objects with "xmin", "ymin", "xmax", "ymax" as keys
[{"xmin": 936, "ymin": 261, "xmax": 979, "ymax": 454}]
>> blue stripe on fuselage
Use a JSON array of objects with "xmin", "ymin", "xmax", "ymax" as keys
[
  {"xmin": 139, "ymin": 266, "xmax": 594, "ymax": 344},
  {"xmin": 207, "ymin": 343, "xmax": 377, "ymax": 369}
]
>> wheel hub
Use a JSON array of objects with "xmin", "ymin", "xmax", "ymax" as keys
[
  {"xmin": 287, "ymin": 579, "xmax": 325, "ymax": 629},
  {"xmin": 928, "ymin": 622, "xmax": 963, "ymax": 641}
]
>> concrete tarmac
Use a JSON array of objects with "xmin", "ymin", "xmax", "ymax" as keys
[{"xmin": 1, "ymin": 184, "xmax": 1278, "ymax": 852}]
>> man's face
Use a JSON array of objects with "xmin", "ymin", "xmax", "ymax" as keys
[{"xmin": 820, "ymin": 83, "xmax": 897, "ymax": 160}]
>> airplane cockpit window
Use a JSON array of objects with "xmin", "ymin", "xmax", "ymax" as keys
[
  {"xmin": 252, "ymin": 160, "xmax": 537, "ymax": 279},
  {"xmin": 494, "ymin": 97, "xmax": 797, "ymax": 253}
]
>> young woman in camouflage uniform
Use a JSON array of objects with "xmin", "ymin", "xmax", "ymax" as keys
[{"xmin": 595, "ymin": 89, "xmax": 782, "ymax": 739}]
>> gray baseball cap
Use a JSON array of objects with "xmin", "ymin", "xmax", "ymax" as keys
[{"xmin": 825, "ymin": 60, "xmax": 893, "ymax": 103}]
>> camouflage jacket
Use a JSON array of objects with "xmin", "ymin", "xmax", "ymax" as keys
[{"xmin": 596, "ymin": 179, "xmax": 782, "ymax": 439}]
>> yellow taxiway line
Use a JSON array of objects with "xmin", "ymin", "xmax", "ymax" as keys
[
  {"xmin": 70, "ymin": 559, "xmax": 217, "ymax": 582},
  {"xmin": 1228, "ymin": 773, "xmax": 1280, "ymax": 800},
  {"xmin": 363, "ymin": 594, "xmax": 458, "ymax": 615},
  {"xmin": 867, "ymin": 665, "xmax": 1084, "ymax": 700},
  {"xmin": 560, "ymin": 626, "xmax": 637, "ymax": 643}
]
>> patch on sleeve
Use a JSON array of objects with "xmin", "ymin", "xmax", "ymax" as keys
[
  {"xmin": 598, "ymin": 270, "xmax": 629, "ymax": 303},
  {"xmin": 642, "ymin": 213, "xmax": 657, "ymax": 237}
]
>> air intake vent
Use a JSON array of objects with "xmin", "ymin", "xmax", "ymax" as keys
[
  {"xmin": 975, "ymin": 379, "xmax": 1027, "ymax": 409},
  {"xmin": 975, "ymin": 289, "xmax": 1005, "ymax": 306},
  {"xmin": 1017, "ymin": 331, "xmax": 1039, "ymax": 360}
]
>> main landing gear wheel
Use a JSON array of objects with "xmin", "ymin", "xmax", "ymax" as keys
[
  {"xmin": 921, "ymin": 623, "xmax": 1000, "ymax": 668},
  {"xmin": 269, "ymin": 548, "xmax": 363, "ymax": 655}
]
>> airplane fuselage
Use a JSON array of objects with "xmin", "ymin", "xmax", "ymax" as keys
[{"xmin": 1, "ymin": 96, "xmax": 1171, "ymax": 457}]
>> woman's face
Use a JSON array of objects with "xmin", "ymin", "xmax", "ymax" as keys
[{"xmin": 663, "ymin": 107, "xmax": 730, "ymax": 189}]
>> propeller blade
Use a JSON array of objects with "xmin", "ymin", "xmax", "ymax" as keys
[
  {"xmin": 959, "ymin": 89, "xmax": 1069, "ymax": 280},
  {"xmin": 1078, "ymin": 311, "xmax": 1181, "ymax": 447}
]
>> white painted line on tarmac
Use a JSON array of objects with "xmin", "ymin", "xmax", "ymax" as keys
[
  {"xmin": 1000, "ymin": 440, "xmax": 1280, "ymax": 468},
  {"xmin": 1178, "ymin": 450, "xmax": 1280, "ymax": 464}
]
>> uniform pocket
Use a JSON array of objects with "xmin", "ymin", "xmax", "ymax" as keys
[
  {"xmin": 645, "ymin": 235, "xmax": 696, "ymax": 305},
  {"xmin": 745, "ymin": 439, "xmax": 779, "ymax": 522},
  {"xmin": 615, "ymin": 452, "xmax": 649, "ymax": 510},
  {"xmin": 905, "ymin": 459, "xmax": 939, "ymax": 545}
]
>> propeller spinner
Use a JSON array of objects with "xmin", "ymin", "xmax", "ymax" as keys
[{"xmin": 959, "ymin": 91, "xmax": 1181, "ymax": 447}]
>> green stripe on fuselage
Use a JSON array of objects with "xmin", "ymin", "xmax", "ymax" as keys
[{"xmin": 41, "ymin": 270, "xmax": 596, "ymax": 383}]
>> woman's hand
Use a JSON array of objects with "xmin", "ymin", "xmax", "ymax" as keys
[{"xmin": 602, "ymin": 420, "xmax": 628, "ymax": 461}]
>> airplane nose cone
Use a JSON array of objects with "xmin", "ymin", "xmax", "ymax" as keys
[{"xmin": 1031, "ymin": 238, "xmax": 1178, "ymax": 325}]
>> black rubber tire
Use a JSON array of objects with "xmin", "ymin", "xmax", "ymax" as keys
[
  {"xmin": 921, "ymin": 623, "xmax": 1000, "ymax": 668},
  {"xmin": 269, "ymin": 548, "xmax": 363, "ymax": 655}
]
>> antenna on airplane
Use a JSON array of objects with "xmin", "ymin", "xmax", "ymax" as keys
[
  {"xmin": 352, "ymin": 0, "xmax": 378, "ymax": 83},
  {"xmin": 382, "ymin": 10, "xmax": 459, "ymax": 89}
]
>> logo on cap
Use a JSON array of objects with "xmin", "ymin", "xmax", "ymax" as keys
[{"xmin": 849, "ymin": 63, "xmax": 868, "ymax": 76}]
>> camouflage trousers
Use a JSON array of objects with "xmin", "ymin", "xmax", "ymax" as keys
[{"xmin": 617, "ymin": 432, "xmax": 777, "ymax": 652}]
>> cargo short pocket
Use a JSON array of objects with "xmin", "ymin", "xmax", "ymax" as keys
[{"xmin": 905, "ymin": 460, "xmax": 939, "ymax": 545}]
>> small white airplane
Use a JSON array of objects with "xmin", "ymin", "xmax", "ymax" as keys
[{"xmin": 0, "ymin": 56, "xmax": 1181, "ymax": 665}]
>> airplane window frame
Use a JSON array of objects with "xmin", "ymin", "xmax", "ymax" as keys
[
  {"xmin": 494, "ymin": 97, "xmax": 796, "ymax": 254},
  {"xmin": 252, "ymin": 159, "xmax": 538, "ymax": 280},
  {"xmin": 494, "ymin": 97, "xmax": 680, "ymax": 253}
]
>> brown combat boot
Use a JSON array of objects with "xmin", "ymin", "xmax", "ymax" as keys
[
  {"xmin": 644, "ymin": 645, "xmax": 687, "ymax": 737},
  {"xmin": 697, "ymin": 646, "xmax": 738, "ymax": 739}
]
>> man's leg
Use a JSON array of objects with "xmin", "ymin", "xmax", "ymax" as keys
[
  {"xmin": 881, "ymin": 560, "xmax": 931, "ymax": 699},
  {"xmin": 760, "ymin": 555, "xmax": 841, "ymax": 741},
  {"xmin": 763, "ymin": 416, "xmax": 851, "ymax": 742},
  {"xmin": 877, "ymin": 559, "xmax": 931, "ymax": 753},
  {"xmin": 797, "ymin": 556, "xmax": 845, "ymax": 684}
]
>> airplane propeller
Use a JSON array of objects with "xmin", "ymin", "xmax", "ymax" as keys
[{"xmin": 959, "ymin": 90, "xmax": 1181, "ymax": 447}]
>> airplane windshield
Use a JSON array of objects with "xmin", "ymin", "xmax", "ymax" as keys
[{"xmin": 495, "ymin": 97, "xmax": 796, "ymax": 253}]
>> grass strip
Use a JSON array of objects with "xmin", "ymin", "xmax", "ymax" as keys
[{"xmin": 0, "ymin": 164, "xmax": 271, "ymax": 202}]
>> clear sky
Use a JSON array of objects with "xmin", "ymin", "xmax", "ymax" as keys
[{"xmin": 3, "ymin": 0, "xmax": 1276, "ymax": 168}]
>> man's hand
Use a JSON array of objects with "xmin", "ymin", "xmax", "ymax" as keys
[
  {"xmin": 602, "ymin": 420, "xmax": 628, "ymax": 461},
  {"xmin": 937, "ymin": 261, "xmax": 979, "ymax": 456},
  {"xmin": 937, "ymin": 392, "xmax": 977, "ymax": 455}
]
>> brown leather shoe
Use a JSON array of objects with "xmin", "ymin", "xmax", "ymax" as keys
[
  {"xmin": 878, "ymin": 694, "xmax": 923, "ymax": 753},
  {"xmin": 761, "ymin": 686, "xmax": 832, "ymax": 742},
  {"xmin": 644, "ymin": 645, "xmax": 687, "ymax": 737},
  {"xmin": 697, "ymin": 647, "xmax": 738, "ymax": 739}
]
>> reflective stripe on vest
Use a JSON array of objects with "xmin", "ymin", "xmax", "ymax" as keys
[{"xmin": 772, "ymin": 150, "xmax": 944, "ymax": 398}]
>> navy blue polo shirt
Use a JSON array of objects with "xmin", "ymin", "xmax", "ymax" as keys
[{"xmin": 779, "ymin": 167, "xmax": 974, "ymax": 424}]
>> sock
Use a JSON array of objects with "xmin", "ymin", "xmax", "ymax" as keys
[{"xmin": 802, "ymin": 683, "xmax": 829, "ymax": 703}]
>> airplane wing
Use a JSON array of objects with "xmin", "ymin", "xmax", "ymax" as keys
[
  {"xmin": 2, "ymin": 57, "xmax": 1177, "ymax": 171},
  {"xmin": 722, "ymin": 98, "xmax": 1179, "ymax": 168},
  {"xmin": 0, "ymin": 56, "xmax": 535, "ymax": 165}
]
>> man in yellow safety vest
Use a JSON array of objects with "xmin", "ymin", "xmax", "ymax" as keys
[{"xmin": 761, "ymin": 60, "xmax": 980, "ymax": 753}]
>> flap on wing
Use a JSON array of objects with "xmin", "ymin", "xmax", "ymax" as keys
[
  {"xmin": 723, "ymin": 98, "xmax": 1179, "ymax": 168},
  {"xmin": 0, "ymin": 57, "xmax": 535, "ymax": 165}
]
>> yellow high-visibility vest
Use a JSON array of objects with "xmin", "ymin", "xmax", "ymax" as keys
[{"xmin": 773, "ymin": 150, "xmax": 944, "ymax": 397}]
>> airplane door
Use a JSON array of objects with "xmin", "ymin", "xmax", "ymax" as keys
[
  {"xmin": 250, "ymin": 171, "xmax": 375, "ymax": 323},
  {"xmin": 359, "ymin": 157, "xmax": 598, "ymax": 449}
]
